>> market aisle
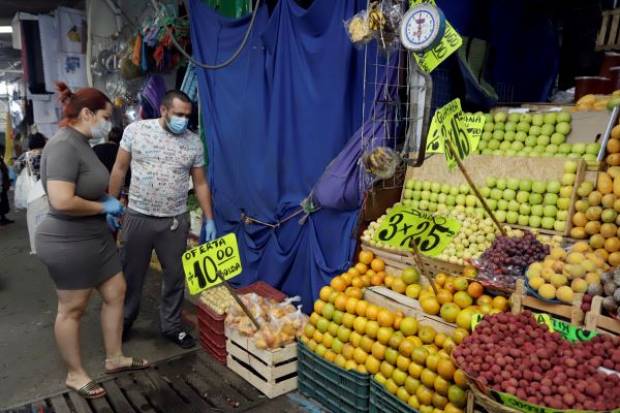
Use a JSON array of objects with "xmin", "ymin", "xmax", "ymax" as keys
[{"xmin": 0, "ymin": 205, "xmax": 194, "ymax": 409}]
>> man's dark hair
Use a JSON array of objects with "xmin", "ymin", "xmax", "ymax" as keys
[
  {"xmin": 28, "ymin": 133, "xmax": 47, "ymax": 150},
  {"xmin": 161, "ymin": 90, "xmax": 191, "ymax": 108},
  {"xmin": 108, "ymin": 126, "xmax": 123, "ymax": 144}
]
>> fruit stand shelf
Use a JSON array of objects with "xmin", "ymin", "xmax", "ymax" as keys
[
  {"xmin": 584, "ymin": 295, "xmax": 620, "ymax": 335},
  {"xmin": 510, "ymin": 279, "xmax": 585, "ymax": 325},
  {"xmin": 364, "ymin": 286, "xmax": 457, "ymax": 335}
]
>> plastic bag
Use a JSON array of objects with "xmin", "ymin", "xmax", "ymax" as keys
[
  {"xmin": 26, "ymin": 180, "xmax": 48, "ymax": 255},
  {"xmin": 362, "ymin": 147, "xmax": 399, "ymax": 179},
  {"xmin": 14, "ymin": 168, "xmax": 37, "ymax": 210},
  {"xmin": 372, "ymin": 0, "xmax": 403, "ymax": 54},
  {"xmin": 345, "ymin": 10, "xmax": 373, "ymax": 45}
]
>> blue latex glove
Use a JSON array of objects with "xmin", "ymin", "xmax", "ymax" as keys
[
  {"xmin": 106, "ymin": 214, "xmax": 121, "ymax": 232},
  {"xmin": 205, "ymin": 219, "xmax": 217, "ymax": 241},
  {"xmin": 101, "ymin": 195, "xmax": 124, "ymax": 216}
]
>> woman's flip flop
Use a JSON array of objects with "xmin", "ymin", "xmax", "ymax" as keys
[
  {"xmin": 67, "ymin": 381, "xmax": 106, "ymax": 400},
  {"xmin": 105, "ymin": 357, "xmax": 150, "ymax": 374}
]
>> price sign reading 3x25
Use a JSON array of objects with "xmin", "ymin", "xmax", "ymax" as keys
[
  {"xmin": 374, "ymin": 205, "xmax": 460, "ymax": 256},
  {"xmin": 182, "ymin": 233, "xmax": 242, "ymax": 295}
]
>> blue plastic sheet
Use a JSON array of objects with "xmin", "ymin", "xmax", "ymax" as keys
[{"xmin": 189, "ymin": 0, "xmax": 370, "ymax": 311}]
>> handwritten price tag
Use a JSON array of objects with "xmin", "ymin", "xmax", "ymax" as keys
[
  {"xmin": 426, "ymin": 99, "xmax": 484, "ymax": 169},
  {"xmin": 182, "ymin": 233, "xmax": 242, "ymax": 295},
  {"xmin": 374, "ymin": 204, "xmax": 460, "ymax": 256},
  {"xmin": 410, "ymin": 0, "xmax": 462, "ymax": 73}
]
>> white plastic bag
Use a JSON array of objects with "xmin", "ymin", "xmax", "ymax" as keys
[
  {"xmin": 14, "ymin": 168, "xmax": 36, "ymax": 209},
  {"xmin": 26, "ymin": 180, "xmax": 48, "ymax": 255}
]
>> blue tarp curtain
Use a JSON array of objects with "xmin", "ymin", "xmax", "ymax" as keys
[{"xmin": 189, "ymin": 0, "xmax": 372, "ymax": 311}]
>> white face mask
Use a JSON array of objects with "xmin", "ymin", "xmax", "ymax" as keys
[{"xmin": 90, "ymin": 119, "xmax": 112, "ymax": 142}]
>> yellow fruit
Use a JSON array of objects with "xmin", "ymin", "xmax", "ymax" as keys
[
  {"xmin": 359, "ymin": 250, "xmax": 374, "ymax": 265},
  {"xmin": 418, "ymin": 326, "xmax": 437, "ymax": 344},
  {"xmin": 453, "ymin": 291, "xmax": 473, "ymax": 309},
  {"xmin": 452, "ymin": 277, "xmax": 469, "ymax": 291},
  {"xmin": 397, "ymin": 386, "xmax": 411, "ymax": 403},
  {"xmin": 448, "ymin": 385, "xmax": 468, "ymax": 408},
  {"xmin": 391, "ymin": 277, "xmax": 407, "ymax": 294},
  {"xmin": 319, "ymin": 286, "xmax": 333, "ymax": 302},
  {"xmin": 371, "ymin": 258, "xmax": 385, "ymax": 272},
  {"xmin": 412, "ymin": 346, "xmax": 429, "ymax": 365},
  {"xmin": 538, "ymin": 283, "xmax": 557, "ymax": 300},
  {"xmin": 440, "ymin": 303, "xmax": 460, "ymax": 323},
  {"xmin": 392, "ymin": 368, "xmax": 408, "ymax": 386},
  {"xmin": 453, "ymin": 328, "xmax": 469, "ymax": 344},
  {"xmin": 408, "ymin": 362, "xmax": 424, "ymax": 379},
  {"xmin": 366, "ymin": 304, "xmax": 379, "ymax": 321},
  {"xmin": 432, "ymin": 391, "xmax": 449, "ymax": 408},
  {"xmin": 353, "ymin": 348, "xmax": 368, "ymax": 364},
  {"xmin": 365, "ymin": 355, "xmax": 380, "ymax": 374},
  {"xmin": 408, "ymin": 395, "xmax": 420, "ymax": 409},
  {"xmin": 550, "ymin": 273, "xmax": 568, "ymax": 288},
  {"xmin": 399, "ymin": 316, "xmax": 418, "ymax": 336},
  {"xmin": 377, "ymin": 309, "xmax": 395, "ymax": 327},
  {"xmin": 406, "ymin": 284, "xmax": 422, "ymax": 299},
  {"xmin": 571, "ymin": 278, "xmax": 588, "ymax": 293},
  {"xmin": 557, "ymin": 286, "xmax": 574, "ymax": 304},
  {"xmin": 396, "ymin": 355, "xmax": 411, "ymax": 372},
  {"xmin": 421, "ymin": 297, "xmax": 440, "ymax": 315},
  {"xmin": 344, "ymin": 360, "xmax": 357, "ymax": 370},
  {"xmin": 426, "ymin": 354, "xmax": 440, "ymax": 371},
  {"xmin": 529, "ymin": 275, "xmax": 545, "ymax": 290},
  {"xmin": 598, "ymin": 172, "xmax": 613, "ymax": 194},
  {"xmin": 416, "ymin": 385, "xmax": 434, "ymax": 406},
  {"xmin": 380, "ymin": 360, "xmax": 395, "ymax": 378},
  {"xmin": 476, "ymin": 295, "xmax": 492, "ymax": 306},
  {"xmin": 437, "ymin": 359, "xmax": 456, "ymax": 381},
  {"xmin": 421, "ymin": 369, "xmax": 437, "ymax": 388}
]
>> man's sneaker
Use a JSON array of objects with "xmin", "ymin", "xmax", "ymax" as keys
[{"xmin": 165, "ymin": 330, "xmax": 196, "ymax": 349}]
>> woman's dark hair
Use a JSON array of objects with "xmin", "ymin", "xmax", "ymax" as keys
[
  {"xmin": 56, "ymin": 82, "xmax": 112, "ymax": 127},
  {"xmin": 28, "ymin": 133, "xmax": 47, "ymax": 150},
  {"xmin": 108, "ymin": 126, "xmax": 123, "ymax": 144}
]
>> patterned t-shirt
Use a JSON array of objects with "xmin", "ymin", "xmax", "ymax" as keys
[{"xmin": 120, "ymin": 119, "xmax": 205, "ymax": 217}]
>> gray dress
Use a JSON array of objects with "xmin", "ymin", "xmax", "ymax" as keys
[{"xmin": 35, "ymin": 127, "xmax": 121, "ymax": 289}]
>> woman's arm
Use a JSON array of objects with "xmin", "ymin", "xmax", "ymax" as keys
[{"xmin": 46, "ymin": 180, "xmax": 105, "ymax": 216}]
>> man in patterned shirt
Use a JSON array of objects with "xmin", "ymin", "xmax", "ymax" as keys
[{"xmin": 109, "ymin": 90, "xmax": 216, "ymax": 348}]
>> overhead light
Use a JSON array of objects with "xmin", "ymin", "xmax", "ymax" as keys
[{"xmin": 0, "ymin": 26, "xmax": 13, "ymax": 34}]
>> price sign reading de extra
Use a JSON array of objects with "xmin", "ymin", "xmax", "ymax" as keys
[
  {"xmin": 425, "ymin": 98, "xmax": 484, "ymax": 169},
  {"xmin": 374, "ymin": 204, "xmax": 460, "ymax": 256},
  {"xmin": 182, "ymin": 233, "xmax": 242, "ymax": 295}
]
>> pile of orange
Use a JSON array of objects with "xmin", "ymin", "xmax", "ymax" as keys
[
  {"xmin": 302, "ymin": 292, "xmax": 469, "ymax": 413},
  {"xmin": 329, "ymin": 251, "xmax": 387, "ymax": 299}
]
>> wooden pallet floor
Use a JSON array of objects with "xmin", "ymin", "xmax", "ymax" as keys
[{"xmin": 2, "ymin": 351, "xmax": 297, "ymax": 413}]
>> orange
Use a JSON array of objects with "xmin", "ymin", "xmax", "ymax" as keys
[
  {"xmin": 309, "ymin": 312, "xmax": 320, "ymax": 326},
  {"xmin": 377, "ymin": 309, "xmax": 395, "ymax": 327},
  {"xmin": 347, "ymin": 267, "xmax": 360, "ymax": 277},
  {"xmin": 453, "ymin": 277, "xmax": 469, "ymax": 291},
  {"xmin": 407, "ymin": 336, "xmax": 423, "ymax": 348},
  {"xmin": 345, "ymin": 297, "xmax": 359, "ymax": 314},
  {"xmin": 319, "ymin": 286, "xmax": 333, "ymax": 302},
  {"xmin": 331, "ymin": 276, "xmax": 346, "ymax": 292},
  {"xmin": 314, "ymin": 300, "xmax": 325, "ymax": 315},
  {"xmin": 391, "ymin": 278, "xmax": 407, "ymax": 294},
  {"xmin": 420, "ymin": 297, "xmax": 440, "ymax": 315},
  {"xmin": 398, "ymin": 339, "xmax": 414, "ymax": 357},
  {"xmin": 366, "ymin": 269, "xmax": 376, "ymax": 278},
  {"xmin": 371, "ymin": 341, "xmax": 387, "ymax": 360},
  {"xmin": 453, "ymin": 291, "xmax": 473, "ymax": 309},
  {"xmin": 361, "ymin": 275, "xmax": 371, "ymax": 287},
  {"xmin": 492, "ymin": 296, "xmax": 508, "ymax": 311},
  {"xmin": 466, "ymin": 282, "xmax": 483, "ymax": 298},
  {"xmin": 437, "ymin": 359, "xmax": 456, "ymax": 381},
  {"xmin": 376, "ymin": 271, "xmax": 386, "ymax": 279},
  {"xmin": 453, "ymin": 369, "xmax": 468, "ymax": 389},
  {"xmin": 393, "ymin": 314, "xmax": 403, "ymax": 330},
  {"xmin": 334, "ymin": 294, "xmax": 348, "ymax": 311},
  {"xmin": 352, "ymin": 277, "xmax": 364, "ymax": 289},
  {"xmin": 371, "ymin": 258, "xmax": 385, "ymax": 272},
  {"xmin": 365, "ymin": 355, "xmax": 380, "ymax": 374},
  {"xmin": 408, "ymin": 362, "xmax": 424, "ymax": 379},
  {"xmin": 370, "ymin": 274, "xmax": 385, "ymax": 286},
  {"xmin": 416, "ymin": 385, "xmax": 433, "ymax": 406},
  {"xmin": 355, "ymin": 262, "xmax": 369, "ymax": 274},
  {"xmin": 355, "ymin": 300, "xmax": 369, "ymax": 317},
  {"xmin": 366, "ymin": 304, "xmax": 380, "ymax": 321},
  {"xmin": 324, "ymin": 350, "xmax": 337, "ymax": 363},
  {"xmin": 328, "ymin": 291, "xmax": 340, "ymax": 304},
  {"xmin": 436, "ymin": 289, "xmax": 454, "ymax": 305},
  {"xmin": 380, "ymin": 360, "xmax": 395, "ymax": 378},
  {"xmin": 353, "ymin": 347, "xmax": 368, "ymax": 364},
  {"xmin": 359, "ymin": 250, "xmax": 374, "ymax": 265},
  {"xmin": 434, "ymin": 272, "xmax": 448, "ymax": 287},
  {"xmin": 434, "ymin": 375, "xmax": 450, "ymax": 396},
  {"xmin": 477, "ymin": 295, "xmax": 492, "ymax": 306},
  {"xmin": 462, "ymin": 265, "xmax": 478, "ymax": 278},
  {"xmin": 345, "ymin": 286, "xmax": 363, "ymax": 299},
  {"xmin": 384, "ymin": 275, "xmax": 395, "ymax": 288},
  {"xmin": 341, "ymin": 273, "xmax": 353, "ymax": 284}
]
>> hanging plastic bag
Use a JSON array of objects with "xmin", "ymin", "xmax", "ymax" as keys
[
  {"xmin": 372, "ymin": 0, "xmax": 403, "ymax": 54},
  {"xmin": 14, "ymin": 155, "xmax": 37, "ymax": 210},
  {"xmin": 345, "ymin": 10, "xmax": 374, "ymax": 46},
  {"xmin": 26, "ymin": 180, "xmax": 48, "ymax": 255}
]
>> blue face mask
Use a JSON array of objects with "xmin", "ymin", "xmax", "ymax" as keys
[{"xmin": 167, "ymin": 115, "xmax": 188, "ymax": 135}]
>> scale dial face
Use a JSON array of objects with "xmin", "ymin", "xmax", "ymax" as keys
[{"xmin": 401, "ymin": 5, "xmax": 444, "ymax": 52}]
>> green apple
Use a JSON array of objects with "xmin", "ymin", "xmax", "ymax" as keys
[
  {"xmin": 521, "ymin": 147, "xmax": 532, "ymax": 155},
  {"xmin": 508, "ymin": 113, "xmax": 520, "ymax": 123},
  {"xmin": 486, "ymin": 199, "xmax": 497, "ymax": 210},
  {"xmin": 505, "ymin": 122, "xmax": 517, "ymax": 132},
  {"xmin": 550, "ymin": 133, "xmax": 566, "ymax": 145},
  {"xmin": 450, "ymin": 187, "xmax": 460, "ymax": 196},
  {"xmin": 519, "ymin": 179, "xmax": 532, "ymax": 192},
  {"xmin": 561, "ymin": 173, "xmax": 576, "ymax": 186},
  {"xmin": 459, "ymin": 184, "xmax": 470, "ymax": 194},
  {"xmin": 517, "ymin": 191, "xmax": 530, "ymax": 203},
  {"xmin": 517, "ymin": 122, "xmax": 530, "ymax": 132},
  {"xmin": 506, "ymin": 211, "xmax": 519, "ymax": 224},
  {"xmin": 586, "ymin": 143, "xmax": 601, "ymax": 156},
  {"xmin": 430, "ymin": 193, "xmax": 438, "ymax": 202},
  {"xmin": 440, "ymin": 184, "xmax": 451, "ymax": 194},
  {"xmin": 464, "ymin": 206, "xmax": 474, "ymax": 215},
  {"xmin": 506, "ymin": 150, "xmax": 517, "ymax": 156},
  {"xmin": 544, "ymin": 193, "xmax": 559, "ymax": 206},
  {"xmin": 494, "ymin": 112, "xmax": 508, "ymax": 123},
  {"xmin": 503, "ymin": 189, "xmax": 516, "ymax": 201},
  {"xmin": 531, "ymin": 205, "xmax": 544, "ymax": 217},
  {"xmin": 484, "ymin": 122, "xmax": 495, "ymax": 132},
  {"xmin": 428, "ymin": 202, "xmax": 438, "ymax": 212},
  {"xmin": 532, "ymin": 181, "xmax": 547, "ymax": 194},
  {"xmin": 537, "ymin": 135, "xmax": 550, "ymax": 146},
  {"xmin": 519, "ymin": 204, "xmax": 531, "ymax": 215},
  {"xmin": 543, "ymin": 113, "xmax": 557, "ymax": 125},
  {"xmin": 412, "ymin": 191, "xmax": 422, "ymax": 200},
  {"xmin": 530, "ymin": 193, "xmax": 544, "ymax": 205},
  {"xmin": 559, "ymin": 186, "xmax": 573, "ymax": 198},
  {"xmin": 508, "ymin": 200, "xmax": 520, "ymax": 212},
  {"xmin": 482, "ymin": 131, "xmax": 493, "ymax": 141},
  {"xmin": 543, "ymin": 205, "xmax": 558, "ymax": 217},
  {"xmin": 564, "ymin": 161, "xmax": 577, "ymax": 173},
  {"xmin": 495, "ymin": 210, "xmax": 507, "ymax": 223},
  {"xmin": 419, "ymin": 200, "xmax": 429, "ymax": 210},
  {"xmin": 520, "ymin": 113, "xmax": 532, "ymax": 123},
  {"xmin": 437, "ymin": 193, "xmax": 447, "ymax": 204},
  {"xmin": 541, "ymin": 124, "xmax": 555, "ymax": 136},
  {"xmin": 529, "ymin": 125, "xmax": 541, "ymax": 136},
  {"xmin": 494, "ymin": 122, "xmax": 505, "ymax": 131},
  {"xmin": 446, "ymin": 195, "xmax": 456, "ymax": 206},
  {"xmin": 499, "ymin": 141, "xmax": 511, "ymax": 151},
  {"xmin": 421, "ymin": 190, "xmax": 430, "ymax": 201},
  {"xmin": 518, "ymin": 215, "xmax": 530, "ymax": 226},
  {"xmin": 547, "ymin": 180, "xmax": 561, "ymax": 194},
  {"xmin": 553, "ymin": 221, "xmax": 566, "ymax": 232},
  {"xmin": 546, "ymin": 144, "xmax": 558, "ymax": 154},
  {"xmin": 480, "ymin": 187, "xmax": 491, "ymax": 198},
  {"xmin": 529, "ymin": 215, "xmax": 542, "ymax": 228},
  {"xmin": 488, "ymin": 140, "xmax": 500, "ymax": 150},
  {"xmin": 405, "ymin": 180, "xmax": 415, "ymax": 190},
  {"xmin": 532, "ymin": 114, "xmax": 544, "ymax": 126},
  {"xmin": 478, "ymin": 141, "xmax": 488, "ymax": 151},
  {"xmin": 556, "ymin": 197, "xmax": 570, "ymax": 211},
  {"xmin": 504, "ymin": 131, "xmax": 516, "ymax": 142},
  {"xmin": 497, "ymin": 200, "xmax": 508, "ymax": 211},
  {"xmin": 496, "ymin": 179, "xmax": 507, "ymax": 190},
  {"xmin": 558, "ymin": 143, "xmax": 571, "ymax": 154},
  {"xmin": 493, "ymin": 149, "xmax": 504, "ymax": 156},
  {"xmin": 584, "ymin": 154, "xmax": 597, "ymax": 162},
  {"xmin": 404, "ymin": 189, "xmax": 413, "ymax": 199},
  {"xmin": 431, "ymin": 182, "xmax": 441, "ymax": 193},
  {"xmin": 541, "ymin": 217, "xmax": 555, "ymax": 230},
  {"xmin": 493, "ymin": 130, "xmax": 505, "ymax": 141},
  {"xmin": 511, "ymin": 141, "xmax": 524, "ymax": 151},
  {"xmin": 422, "ymin": 181, "xmax": 432, "ymax": 191},
  {"xmin": 490, "ymin": 188, "xmax": 503, "ymax": 200},
  {"xmin": 486, "ymin": 177, "xmax": 497, "ymax": 188},
  {"xmin": 557, "ymin": 111, "xmax": 571, "ymax": 123},
  {"xmin": 465, "ymin": 195, "xmax": 478, "ymax": 207},
  {"xmin": 414, "ymin": 181, "xmax": 423, "ymax": 190},
  {"xmin": 556, "ymin": 122, "xmax": 571, "ymax": 135},
  {"xmin": 484, "ymin": 113, "xmax": 493, "ymax": 123},
  {"xmin": 456, "ymin": 195, "xmax": 466, "ymax": 205},
  {"xmin": 407, "ymin": 200, "xmax": 416, "ymax": 208},
  {"xmin": 482, "ymin": 149, "xmax": 494, "ymax": 155},
  {"xmin": 524, "ymin": 135, "xmax": 537, "ymax": 147},
  {"xmin": 557, "ymin": 210, "xmax": 568, "ymax": 221},
  {"xmin": 572, "ymin": 143, "xmax": 586, "ymax": 155},
  {"xmin": 506, "ymin": 178, "xmax": 520, "ymax": 190}
]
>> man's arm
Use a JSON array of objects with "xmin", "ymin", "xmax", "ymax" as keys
[
  {"xmin": 190, "ymin": 167, "xmax": 214, "ymax": 220},
  {"xmin": 109, "ymin": 148, "xmax": 131, "ymax": 199}
]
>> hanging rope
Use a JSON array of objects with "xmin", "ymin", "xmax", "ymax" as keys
[
  {"xmin": 241, "ymin": 207, "xmax": 315, "ymax": 229},
  {"xmin": 150, "ymin": 0, "xmax": 261, "ymax": 70}
]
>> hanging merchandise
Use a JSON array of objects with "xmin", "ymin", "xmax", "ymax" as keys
[
  {"xmin": 139, "ymin": 75, "xmax": 167, "ymax": 119},
  {"xmin": 180, "ymin": 63, "xmax": 199, "ymax": 102},
  {"xmin": 57, "ymin": 7, "xmax": 86, "ymax": 54},
  {"xmin": 4, "ymin": 112, "xmax": 13, "ymax": 166}
]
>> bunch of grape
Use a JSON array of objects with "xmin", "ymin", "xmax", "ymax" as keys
[{"xmin": 478, "ymin": 230, "xmax": 549, "ymax": 287}]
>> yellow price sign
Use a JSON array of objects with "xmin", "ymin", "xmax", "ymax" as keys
[
  {"xmin": 182, "ymin": 233, "xmax": 242, "ymax": 295},
  {"xmin": 374, "ymin": 204, "xmax": 460, "ymax": 256},
  {"xmin": 410, "ymin": 0, "xmax": 462, "ymax": 73}
]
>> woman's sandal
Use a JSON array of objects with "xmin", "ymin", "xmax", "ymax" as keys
[
  {"xmin": 105, "ymin": 357, "xmax": 150, "ymax": 374},
  {"xmin": 67, "ymin": 381, "xmax": 106, "ymax": 399}
]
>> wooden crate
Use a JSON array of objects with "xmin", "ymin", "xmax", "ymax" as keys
[
  {"xmin": 597, "ymin": 9, "xmax": 620, "ymax": 51},
  {"xmin": 364, "ymin": 286, "xmax": 457, "ymax": 335},
  {"xmin": 225, "ymin": 327, "xmax": 298, "ymax": 398},
  {"xmin": 510, "ymin": 279, "xmax": 584, "ymax": 325},
  {"xmin": 584, "ymin": 295, "xmax": 620, "ymax": 335}
]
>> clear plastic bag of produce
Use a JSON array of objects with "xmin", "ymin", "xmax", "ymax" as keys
[
  {"xmin": 344, "ymin": 10, "xmax": 373, "ymax": 46},
  {"xmin": 362, "ymin": 147, "xmax": 399, "ymax": 179},
  {"xmin": 372, "ymin": 0, "xmax": 403, "ymax": 54}
]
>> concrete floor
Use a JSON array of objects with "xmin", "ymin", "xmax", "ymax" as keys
[{"xmin": 0, "ymin": 207, "xmax": 195, "ymax": 409}]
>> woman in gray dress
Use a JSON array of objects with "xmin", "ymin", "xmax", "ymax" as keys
[{"xmin": 36, "ymin": 82, "xmax": 148, "ymax": 399}]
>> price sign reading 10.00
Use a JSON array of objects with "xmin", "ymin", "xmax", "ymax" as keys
[
  {"xmin": 182, "ymin": 233, "xmax": 243, "ymax": 295},
  {"xmin": 374, "ymin": 205, "xmax": 460, "ymax": 256}
]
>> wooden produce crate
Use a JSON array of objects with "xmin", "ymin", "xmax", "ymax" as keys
[
  {"xmin": 597, "ymin": 8, "xmax": 620, "ymax": 51},
  {"xmin": 364, "ymin": 286, "xmax": 457, "ymax": 335},
  {"xmin": 584, "ymin": 295, "xmax": 620, "ymax": 335},
  {"xmin": 225, "ymin": 327, "xmax": 298, "ymax": 398},
  {"xmin": 402, "ymin": 155, "xmax": 586, "ymax": 237},
  {"xmin": 510, "ymin": 279, "xmax": 584, "ymax": 325}
]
